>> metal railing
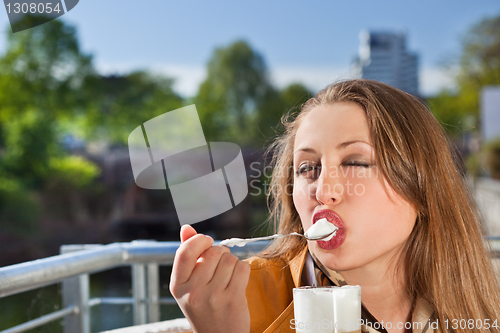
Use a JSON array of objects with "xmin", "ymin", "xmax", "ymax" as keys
[{"xmin": 0, "ymin": 240, "xmax": 269, "ymax": 333}]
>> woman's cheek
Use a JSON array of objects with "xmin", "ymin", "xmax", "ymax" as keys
[{"xmin": 343, "ymin": 173, "xmax": 372, "ymax": 199}]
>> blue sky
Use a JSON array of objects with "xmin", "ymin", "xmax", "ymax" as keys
[{"xmin": 1, "ymin": 0, "xmax": 500, "ymax": 97}]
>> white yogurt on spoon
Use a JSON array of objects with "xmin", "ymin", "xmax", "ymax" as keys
[
  {"xmin": 219, "ymin": 238, "xmax": 249, "ymax": 247},
  {"xmin": 305, "ymin": 218, "xmax": 338, "ymax": 241}
]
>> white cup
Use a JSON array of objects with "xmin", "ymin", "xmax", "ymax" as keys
[
  {"xmin": 333, "ymin": 286, "xmax": 361, "ymax": 333},
  {"xmin": 293, "ymin": 286, "xmax": 335, "ymax": 333},
  {"xmin": 292, "ymin": 286, "xmax": 361, "ymax": 333}
]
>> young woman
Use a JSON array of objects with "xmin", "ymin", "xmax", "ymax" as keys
[{"xmin": 170, "ymin": 79, "xmax": 500, "ymax": 333}]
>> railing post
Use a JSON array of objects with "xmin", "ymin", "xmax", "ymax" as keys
[
  {"xmin": 147, "ymin": 263, "xmax": 160, "ymax": 323},
  {"xmin": 62, "ymin": 274, "xmax": 90, "ymax": 333},
  {"xmin": 132, "ymin": 264, "xmax": 147, "ymax": 325}
]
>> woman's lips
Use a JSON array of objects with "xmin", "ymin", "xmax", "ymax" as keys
[
  {"xmin": 313, "ymin": 209, "xmax": 344, "ymax": 228},
  {"xmin": 312, "ymin": 209, "xmax": 346, "ymax": 250}
]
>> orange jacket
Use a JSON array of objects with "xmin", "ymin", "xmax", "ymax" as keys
[{"xmin": 245, "ymin": 247, "xmax": 307, "ymax": 333}]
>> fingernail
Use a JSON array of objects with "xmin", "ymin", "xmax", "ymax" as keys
[{"xmin": 181, "ymin": 224, "xmax": 190, "ymax": 229}]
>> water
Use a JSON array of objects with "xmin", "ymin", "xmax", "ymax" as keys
[
  {"xmin": 0, "ymin": 266, "xmax": 184, "ymax": 333},
  {"xmin": 0, "ymin": 284, "xmax": 62, "ymax": 333}
]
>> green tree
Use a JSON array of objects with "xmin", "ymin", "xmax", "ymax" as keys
[
  {"xmin": 458, "ymin": 14, "xmax": 500, "ymax": 115},
  {"xmin": 0, "ymin": 16, "xmax": 93, "ymax": 120},
  {"xmin": 0, "ymin": 17, "xmax": 95, "ymax": 187},
  {"xmin": 80, "ymin": 71, "xmax": 184, "ymax": 144},
  {"xmin": 280, "ymin": 83, "xmax": 312, "ymax": 109},
  {"xmin": 428, "ymin": 14, "xmax": 500, "ymax": 135},
  {"xmin": 0, "ymin": 174, "xmax": 38, "ymax": 235},
  {"xmin": 1, "ymin": 109, "xmax": 57, "ymax": 187},
  {"xmin": 255, "ymin": 83, "xmax": 312, "ymax": 144},
  {"xmin": 195, "ymin": 40, "xmax": 273, "ymax": 144},
  {"xmin": 427, "ymin": 89, "xmax": 474, "ymax": 137}
]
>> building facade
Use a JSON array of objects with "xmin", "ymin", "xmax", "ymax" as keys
[{"xmin": 353, "ymin": 30, "xmax": 419, "ymax": 96}]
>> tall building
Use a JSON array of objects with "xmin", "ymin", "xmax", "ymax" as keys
[{"xmin": 353, "ymin": 30, "xmax": 419, "ymax": 96}]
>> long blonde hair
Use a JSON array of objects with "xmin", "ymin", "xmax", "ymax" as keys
[{"xmin": 261, "ymin": 79, "xmax": 500, "ymax": 331}]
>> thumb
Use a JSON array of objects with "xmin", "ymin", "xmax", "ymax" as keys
[{"xmin": 180, "ymin": 224, "xmax": 197, "ymax": 243}]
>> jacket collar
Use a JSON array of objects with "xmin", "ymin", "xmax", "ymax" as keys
[{"xmin": 288, "ymin": 246, "xmax": 308, "ymax": 287}]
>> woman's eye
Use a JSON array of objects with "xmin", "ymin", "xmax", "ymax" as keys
[
  {"xmin": 342, "ymin": 161, "xmax": 371, "ymax": 168},
  {"xmin": 295, "ymin": 164, "xmax": 321, "ymax": 178}
]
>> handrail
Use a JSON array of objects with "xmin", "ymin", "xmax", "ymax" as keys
[
  {"xmin": 0, "ymin": 240, "xmax": 268, "ymax": 299},
  {"xmin": 1, "ymin": 305, "xmax": 78, "ymax": 333}
]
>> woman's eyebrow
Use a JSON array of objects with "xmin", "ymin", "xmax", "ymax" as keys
[
  {"xmin": 294, "ymin": 140, "xmax": 371, "ymax": 154},
  {"xmin": 294, "ymin": 147, "xmax": 317, "ymax": 154},
  {"xmin": 337, "ymin": 140, "xmax": 371, "ymax": 150}
]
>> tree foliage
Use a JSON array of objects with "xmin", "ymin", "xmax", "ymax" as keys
[
  {"xmin": 195, "ymin": 40, "xmax": 274, "ymax": 144},
  {"xmin": 1, "ymin": 109, "xmax": 57, "ymax": 187},
  {"xmin": 81, "ymin": 71, "xmax": 184, "ymax": 143},
  {"xmin": 0, "ymin": 18, "xmax": 184, "ymax": 192},
  {"xmin": 428, "ymin": 14, "xmax": 500, "ymax": 136},
  {"xmin": 195, "ymin": 40, "xmax": 312, "ymax": 146},
  {"xmin": 458, "ymin": 14, "xmax": 500, "ymax": 107},
  {"xmin": 255, "ymin": 83, "xmax": 312, "ymax": 144},
  {"xmin": 0, "ymin": 16, "xmax": 93, "ymax": 120},
  {"xmin": 0, "ymin": 17, "xmax": 95, "ymax": 188}
]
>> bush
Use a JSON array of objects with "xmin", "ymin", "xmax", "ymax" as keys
[
  {"xmin": 0, "ymin": 175, "xmax": 39, "ymax": 235},
  {"xmin": 48, "ymin": 155, "xmax": 100, "ymax": 189}
]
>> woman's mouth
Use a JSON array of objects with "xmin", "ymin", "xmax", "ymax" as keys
[{"xmin": 312, "ymin": 209, "xmax": 346, "ymax": 250}]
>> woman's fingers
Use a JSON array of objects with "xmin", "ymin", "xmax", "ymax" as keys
[
  {"xmin": 207, "ymin": 252, "xmax": 240, "ymax": 290},
  {"xmin": 180, "ymin": 224, "xmax": 198, "ymax": 243},
  {"xmin": 171, "ymin": 233, "xmax": 214, "ymax": 287},
  {"xmin": 227, "ymin": 260, "xmax": 251, "ymax": 293},
  {"xmin": 189, "ymin": 245, "xmax": 231, "ymax": 286}
]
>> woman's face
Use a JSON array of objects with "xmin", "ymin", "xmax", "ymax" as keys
[{"xmin": 292, "ymin": 102, "xmax": 417, "ymax": 274}]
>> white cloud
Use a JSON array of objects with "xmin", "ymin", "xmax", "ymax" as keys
[
  {"xmin": 419, "ymin": 66, "xmax": 458, "ymax": 97},
  {"xmin": 154, "ymin": 64, "xmax": 206, "ymax": 97}
]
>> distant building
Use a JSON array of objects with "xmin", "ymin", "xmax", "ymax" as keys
[
  {"xmin": 353, "ymin": 30, "xmax": 419, "ymax": 96},
  {"xmin": 481, "ymin": 86, "xmax": 500, "ymax": 142}
]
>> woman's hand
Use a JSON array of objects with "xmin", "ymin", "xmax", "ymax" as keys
[{"xmin": 169, "ymin": 225, "xmax": 251, "ymax": 333}]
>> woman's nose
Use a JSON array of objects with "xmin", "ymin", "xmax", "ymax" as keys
[{"xmin": 314, "ymin": 165, "xmax": 343, "ymax": 206}]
